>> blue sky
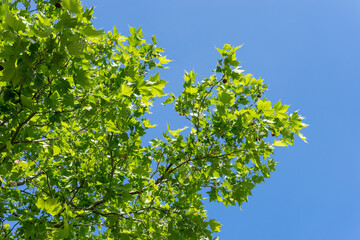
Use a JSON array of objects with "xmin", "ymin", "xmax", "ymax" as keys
[{"xmin": 84, "ymin": 1, "xmax": 360, "ymax": 239}]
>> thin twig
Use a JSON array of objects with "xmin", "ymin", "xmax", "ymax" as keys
[{"xmin": 3, "ymin": 222, "xmax": 19, "ymax": 238}]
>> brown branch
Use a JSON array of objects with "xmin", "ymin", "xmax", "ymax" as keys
[
  {"xmin": 13, "ymin": 118, "xmax": 94, "ymax": 145},
  {"xmin": 32, "ymin": 58, "xmax": 44, "ymax": 70},
  {"xmin": 150, "ymin": 160, "xmax": 161, "ymax": 179},
  {"xmin": 51, "ymin": 221, "xmax": 64, "ymax": 228},
  {"xmin": 11, "ymin": 170, "xmax": 44, "ymax": 187},
  {"xmin": 14, "ymin": 137, "xmax": 58, "ymax": 144},
  {"xmin": 2, "ymin": 221, "xmax": 19, "ymax": 238},
  {"xmin": 33, "ymin": 183, "xmax": 52, "ymax": 198},
  {"xmin": 154, "ymin": 163, "xmax": 174, "ymax": 185},
  {"xmin": 91, "ymin": 210, "xmax": 125, "ymax": 217},
  {"xmin": 155, "ymin": 149, "xmax": 247, "ymax": 186},
  {"xmin": 1, "ymin": 109, "xmax": 24, "ymax": 127},
  {"xmin": 0, "ymin": 118, "xmax": 10, "ymax": 127},
  {"xmin": 91, "ymin": 210, "xmax": 151, "ymax": 236},
  {"xmin": 193, "ymin": 76, "xmax": 223, "ymax": 131},
  {"xmin": 68, "ymin": 179, "xmax": 85, "ymax": 206},
  {"xmin": 0, "ymin": 111, "xmax": 37, "ymax": 152},
  {"xmin": 85, "ymin": 199, "xmax": 106, "ymax": 211}
]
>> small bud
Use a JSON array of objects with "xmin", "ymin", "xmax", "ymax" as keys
[{"xmin": 222, "ymin": 78, "xmax": 227, "ymax": 84}]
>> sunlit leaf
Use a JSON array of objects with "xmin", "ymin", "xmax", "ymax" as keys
[
  {"xmin": 273, "ymin": 140, "xmax": 288, "ymax": 147},
  {"xmin": 63, "ymin": 0, "xmax": 82, "ymax": 14},
  {"xmin": 36, "ymin": 198, "xmax": 62, "ymax": 216},
  {"xmin": 167, "ymin": 124, "xmax": 188, "ymax": 136},
  {"xmin": 209, "ymin": 219, "xmax": 222, "ymax": 232}
]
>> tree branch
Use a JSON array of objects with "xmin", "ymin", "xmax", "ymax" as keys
[
  {"xmin": 85, "ymin": 199, "xmax": 106, "ymax": 211},
  {"xmin": 11, "ymin": 170, "xmax": 44, "ymax": 187},
  {"xmin": 2, "ymin": 222, "xmax": 19, "ymax": 238},
  {"xmin": 0, "ymin": 112, "xmax": 37, "ymax": 152},
  {"xmin": 68, "ymin": 179, "xmax": 85, "ymax": 206}
]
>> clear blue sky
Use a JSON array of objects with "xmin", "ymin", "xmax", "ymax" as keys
[{"xmin": 84, "ymin": 1, "xmax": 360, "ymax": 239}]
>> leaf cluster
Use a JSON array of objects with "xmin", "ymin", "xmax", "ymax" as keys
[{"xmin": 0, "ymin": 1, "xmax": 307, "ymax": 239}]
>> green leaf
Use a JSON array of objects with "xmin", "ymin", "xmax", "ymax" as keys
[
  {"xmin": 106, "ymin": 120, "xmax": 120, "ymax": 133},
  {"xmin": 0, "ymin": 177, "xmax": 6, "ymax": 184},
  {"xmin": 64, "ymin": 204, "xmax": 76, "ymax": 218},
  {"xmin": 162, "ymin": 93, "xmax": 175, "ymax": 105},
  {"xmin": 129, "ymin": 26, "xmax": 143, "ymax": 38},
  {"xmin": 257, "ymin": 99, "xmax": 273, "ymax": 116},
  {"xmin": 120, "ymin": 84, "xmax": 133, "ymax": 97},
  {"xmin": 185, "ymin": 87, "xmax": 197, "ymax": 95},
  {"xmin": 158, "ymin": 56, "xmax": 171, "ymax": 65},
  {"xmin": 67, "ymin": 41, "xmax": 83, "ymax": 56},
  {"xmin": 74, "ymin": 69, "xmax": 91, "ymax": 88},
  {"xmin": 152, "ymin": 79, "xmax": 167, "ymax": 97},
  {"xmin": 183, "ymin": 70, "xmax": 196, "ymax": 85},
  {"xmin": 120, "ymin": 192, "xmax": 135, "ymax": 203},
  {"xmin": 55, "ymin": 217, "xmax": 69, "ymax": 239},
  {"xmin": 167, "ymin": 124, "xmax": 188, "ymax": 136},
  {"xmin": 36, "ymin": 198, "xmax": 62, "ymax": 216},
  {"xmin": 143, "ymin": 119, "xmax": 157, "ymax": 128},
  {"xmin": 273, "ymin": 140, "xmax": 288, "ymax": 147},
  {"xmin": 5, "ymin": 12, "xmax": 26, "ymax": 31},
  {"xmin": 88, "ymin": 95, "xmax": 97, "ymax": 104},
  {"xmin": 274, "ymin": 100, "xmax": 289, "ymax": 119},
  {"xmin": 6, "ymin": 215, "xmax": 19, "ymax": 221},
  {"xmin": 63, "ymin": 0, "xmax": 82, "ymax": 14},
  {"xmin": 62, "ymin": 94, "xmax": 74, "ymax": 107},
  {"xmin": 5, "ymin": 141, "xmax": 12, "ymax": 150},
  {"xmin": 209, "ymin": 219, "xmax": 222, "ymax": 232},
  {"xmin": 53, "ymin": 145, "xmax": 61, "ymax": 155},
  {"xmin": 219, "ymin": 91, "xmax": 233, "ymax": 105},
  {"xmin": 80, "ymin": 25, "xmax": 104, "ymax": 38},
  {"xmin": 151, "ymin": 35, "xmax": 157, "ymax": 44},
  {"xmin": 58, "ymin": 11, "xmax": 78, "ymax": 28},
  {"xmin": 0, "ymin": 4, "xmax": 9, "ymax": 21},
  {"xmin": 20, "ymin": 96, "xmax": 33, "ymax": 108},
  {"xmin": 298, "ymin": 132, "xmax": 308, "ymax": 143},
  {"xmin": 29, "ymin": 25, "xmax": 52, "ymax": 38}
]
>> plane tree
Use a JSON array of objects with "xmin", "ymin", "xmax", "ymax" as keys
[{"xmin": 0, "ymin": 0, "xmax": 307, "ymax": 239}]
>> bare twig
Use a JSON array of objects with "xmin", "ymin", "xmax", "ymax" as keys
[{"xmin": 3, "ymin": 222, "xmax": 19, "ymax": 238}]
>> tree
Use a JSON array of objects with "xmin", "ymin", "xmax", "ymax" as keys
[{"xmin": 0, "ymin": 0, "xmax": 307, "ymax": 239}]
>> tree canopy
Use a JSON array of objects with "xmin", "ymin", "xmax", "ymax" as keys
[{"xmin": 0, "ymin": 0, "xmax": 307, "ymax": 239}]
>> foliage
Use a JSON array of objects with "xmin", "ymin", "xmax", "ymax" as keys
[{"xmin": 0, "ymin": 0, "xmax": 307, "ymax": 239}]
